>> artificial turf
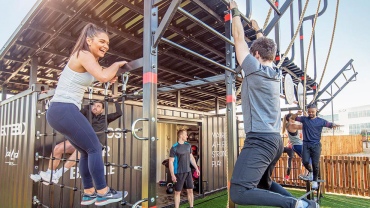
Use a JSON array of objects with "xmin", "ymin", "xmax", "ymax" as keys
[{"xmin": 180, "ymin": 189, "xmax": 370, "ymax": 208}]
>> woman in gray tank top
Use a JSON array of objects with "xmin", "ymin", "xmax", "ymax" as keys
[
  {"xmin": 46, "ymin": 23, "xmax": 127, "ymax": 206},
  {"xmin": 282, "ymin": 113, "xmax": 303, "ymax": 158}
]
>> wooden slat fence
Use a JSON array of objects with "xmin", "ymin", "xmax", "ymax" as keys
[{"xmin": 272, "ymin": 155, "xmax": 370, "ymax": 197}]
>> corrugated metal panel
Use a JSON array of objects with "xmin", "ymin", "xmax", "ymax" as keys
[
  {"xmin": 1, "ymin": 89, "xmax": 229, "ymax": 207},
  {"xmin": 201, "ymin": 116, "xmax": 227, "ymax": 191},
  {"xmin": 0, "ymin": 88, "xmax": 38, "ymax": 208}
]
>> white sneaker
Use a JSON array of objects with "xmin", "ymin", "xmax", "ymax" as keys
[
  {"xmin": 295, "ymin": 199, "xmax": 305, "ymax": 208},
  {"xmin": 39, "ymin": 171, "xmax": 59, "ymax": 184},
  {"xmin": 299, "ymin": 172, "xmax": 313, "ymax": 181},
  {"xmin": 30, "ymin": 174, "xmax": 42, "ymax": 182},
  {"xmin": 312, "ymin": 181, "xmax": 318, "ymax": 189}
]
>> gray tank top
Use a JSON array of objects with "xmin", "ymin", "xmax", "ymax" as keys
[
  {"xmin": 286, "ymin": 123, "xmax": 303, "ymax": 145},
  {"xmin": 51, "ymin": 64, "xmax": 94, "ymax": 109}
]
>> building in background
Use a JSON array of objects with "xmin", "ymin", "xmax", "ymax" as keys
[{"xmin": 320, "ymin": 105, "xmax": 370, "ymax": 136}]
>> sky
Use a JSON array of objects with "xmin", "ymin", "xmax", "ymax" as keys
[{"xmin": 0, "ymin": 0, "xmax": 369, "ymax": 114}]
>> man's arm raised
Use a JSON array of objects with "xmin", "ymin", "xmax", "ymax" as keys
[{"xmin": 230, "ymin": 1, "xmax": 249, "ymax": 65}]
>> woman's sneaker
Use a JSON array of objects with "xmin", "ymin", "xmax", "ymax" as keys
[
  {"xmin": 81, "ymin": 192, "xmax": 97, "ymax": 205},
  {"xmin": 95, "ymin": 188, "xmax": 128, "ymax": 206},
  {"xmin": 39, "ymin": 171, "xmax": 59, "ymax": 184}
]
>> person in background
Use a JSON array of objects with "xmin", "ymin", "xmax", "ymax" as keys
[
  {"xmin": 31, "ymin": 100, "xmax": 122, "ymax": 185},
  {"xmin": 292, "ymin": 103, "xmax": 341, "ymax": 189},
  {"xmin": 169, "ymin": 130, "xmax": 200, "ymax": 208}
]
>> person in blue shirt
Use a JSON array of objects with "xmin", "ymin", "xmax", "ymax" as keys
[
  {"xmin": 292, "ymin": 103, "xmax": 340, "ymax": 189},
  {"xmin": 169, "ymin": 130, "xmax": 200, "ymax": 208}
]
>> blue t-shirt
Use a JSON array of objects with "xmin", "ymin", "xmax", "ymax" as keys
[
  {"xmin": 295, "ymin": 116, "xmax": 333, "ymax": 144},
  {"xmin": 169, "ymin": 142, "xmax": 191, "ymax": 174}
]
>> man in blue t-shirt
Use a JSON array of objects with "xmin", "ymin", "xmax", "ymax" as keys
[
  {"xmin": 169, "ymin": 130, "xmax": 200, "ymax": 208},
  {"xmin": 293, "ymin": 104, "xmax": 340, "ymax": 189}
]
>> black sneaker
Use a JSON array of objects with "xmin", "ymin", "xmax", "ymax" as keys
[
  {"xmin": 95, "ymin": 188, "xmax": 127, "ymax": 206},
  {"xmin": 81, "ymin": 192, "xmax": 97, "ymax": 205}
]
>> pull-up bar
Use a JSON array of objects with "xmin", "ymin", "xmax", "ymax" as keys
[
  {"xmin": 161, "ymin": 37, "xmax": 235, "ymax": 73},
  {"xmin": 177, "ymin": 7, "xmax": 234, "ymax": 46},
  {"xmin": 220, "ymin": 0, "xmax": 251, "ymax": 24}
]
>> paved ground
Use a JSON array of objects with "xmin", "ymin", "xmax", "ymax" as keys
[{"xmin": 340, "ymin": 142, "xmax": 370, "ymax": 157}]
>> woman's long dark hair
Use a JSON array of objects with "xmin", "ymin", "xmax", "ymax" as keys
[
  {"xmin": 71, "ymin": 23, "xmax": 107, "ymax": 58},
  {"xmin": 282, "ymin": 113, "xmax": 292, "ymax": 134}
]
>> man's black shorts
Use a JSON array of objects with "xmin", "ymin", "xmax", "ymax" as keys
[{"xmin": 174, "ymin": 172, "xmax": 193, "ymax": 191}]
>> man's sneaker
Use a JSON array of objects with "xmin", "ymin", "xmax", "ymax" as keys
[
  {"xmin": 81, "ymin": 192, "xmax": 97, "ymax": 206},
  {"xmin": 95, "ymin": 188, "xmax": 127, "ymax": 206},
  {"xmin": 302, "ymin": 198, "xmax": 320, "ymax": 208},
  {"xmin": 299, "ymin": 172, "xmax": 313, "ymax": 181},
  {"xmin": 312, "ymin": 181, "xmax": 318, "ymax": 190},
  {"xmin": 39, "ymin": 171, "xmax": 59, "ymax": 184}
]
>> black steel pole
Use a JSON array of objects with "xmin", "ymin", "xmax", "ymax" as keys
[
  {"xmin": 142, "ymin": 1, "xmax": 158, "ymax": 207},
  {"xmin": 224, "ymin": 11, "xmax": 237, "ymax": 208}
]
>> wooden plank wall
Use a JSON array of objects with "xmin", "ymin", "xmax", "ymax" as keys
[
  {"xmin": 272, "ymin": 155, "xmax": 370, "ymax": 197},
  {"xmin": 321, "ymin": 135, "xmax": 363, "ymax": 155}
]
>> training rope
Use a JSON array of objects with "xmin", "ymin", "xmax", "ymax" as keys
[
  {"xmin": 263, "ymin": 0, "xmax": 275, "ymax": 30},
  {"xmin": 235, "ymin": 0, "xmax": 310, "ymax": 100},
  {"xmin": 276, "ymin": 0, "xmax": 310, "ymax": 69},
  {"xmin": 311, "ymin": 0, "xmax": 340, "ymax": 104},
  {"xmin": 303, "ymin": 0, "xmax": 322, "ymax": 110}
]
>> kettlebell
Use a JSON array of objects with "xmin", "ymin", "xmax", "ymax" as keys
[{"xmin": 166, "ymin": 183, "xmax": 174, "ymax": 194}]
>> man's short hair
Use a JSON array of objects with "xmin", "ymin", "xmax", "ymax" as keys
[
  {"xmin": 307, "ymin": 103, "xmax": 317, "ymax": 109},
  {"xmin": 177, "ymin": 129, "xmax": 187, "ymax": 139},
  {"xmin": 94, "ymin": 100, "xmax": 104, "ymax": 109},
  {"xmin": 250, "ymin": 37, "xmax": 276, "ymax": 61}
]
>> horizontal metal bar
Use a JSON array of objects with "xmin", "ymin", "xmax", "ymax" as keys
[
  {"xmin": 158, "ymin": 74, "xmax": 224, "ymax": 93},
  {"xmin": 116, "ymin": 57, "xmax": 143, "ymax": 74},
  {"xmin": 161, "ymin": 38, "xmax": 234, "ymax": 73},
  {"xmin": 177, "ymin": 7, "xmax": 234, "ymax": 46}
]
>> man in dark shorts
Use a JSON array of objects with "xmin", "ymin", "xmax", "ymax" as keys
[
  {"xmin": 169, "ymin": 130, "xmax": 200, "ymax": 208},
  {"xmin": 229, "ymin": 1, "xmax": 318, "ymax": 207}
]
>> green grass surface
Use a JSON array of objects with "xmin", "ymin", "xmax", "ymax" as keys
[{"xmin": 180, "ymin": 189, "xmax": 370, "ymax": 208}]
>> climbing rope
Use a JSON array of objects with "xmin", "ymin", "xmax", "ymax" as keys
[
  {"xmin": 303, "ymin": 0, "xmax": 322, "ymax": 110},
  {"xmin": 276, "ymin": 0, "xmax": 310, "ymax": 69},
  {"xmin": 310, "ymin": 0, "xmax": 340, "ymax": 104},
  {"xmin": 235, "ymin": 0, "xmax": 310, "ymax": 99},
  {"xmin": 263, "ymin": 0, "xmax": 275, "ymax": 30}
]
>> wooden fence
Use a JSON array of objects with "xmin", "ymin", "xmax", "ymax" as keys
[
  {"xmin": 321, "ymin": 156, "xmax": 370, "ymax": 196},
  {"xmin": 239, "ymin": 135, "xmax": 367, "ymax": 196},
  {"xmin": 272, "ymin": 155, "xmax": 370, "ymax": 197},
  {"xmin": 321, "ymin": 135, "xmax": 363, "ymax": 155},
  {"xmin": 239, "ymin": 135, "xmax": 363, "ymax": 156}
]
